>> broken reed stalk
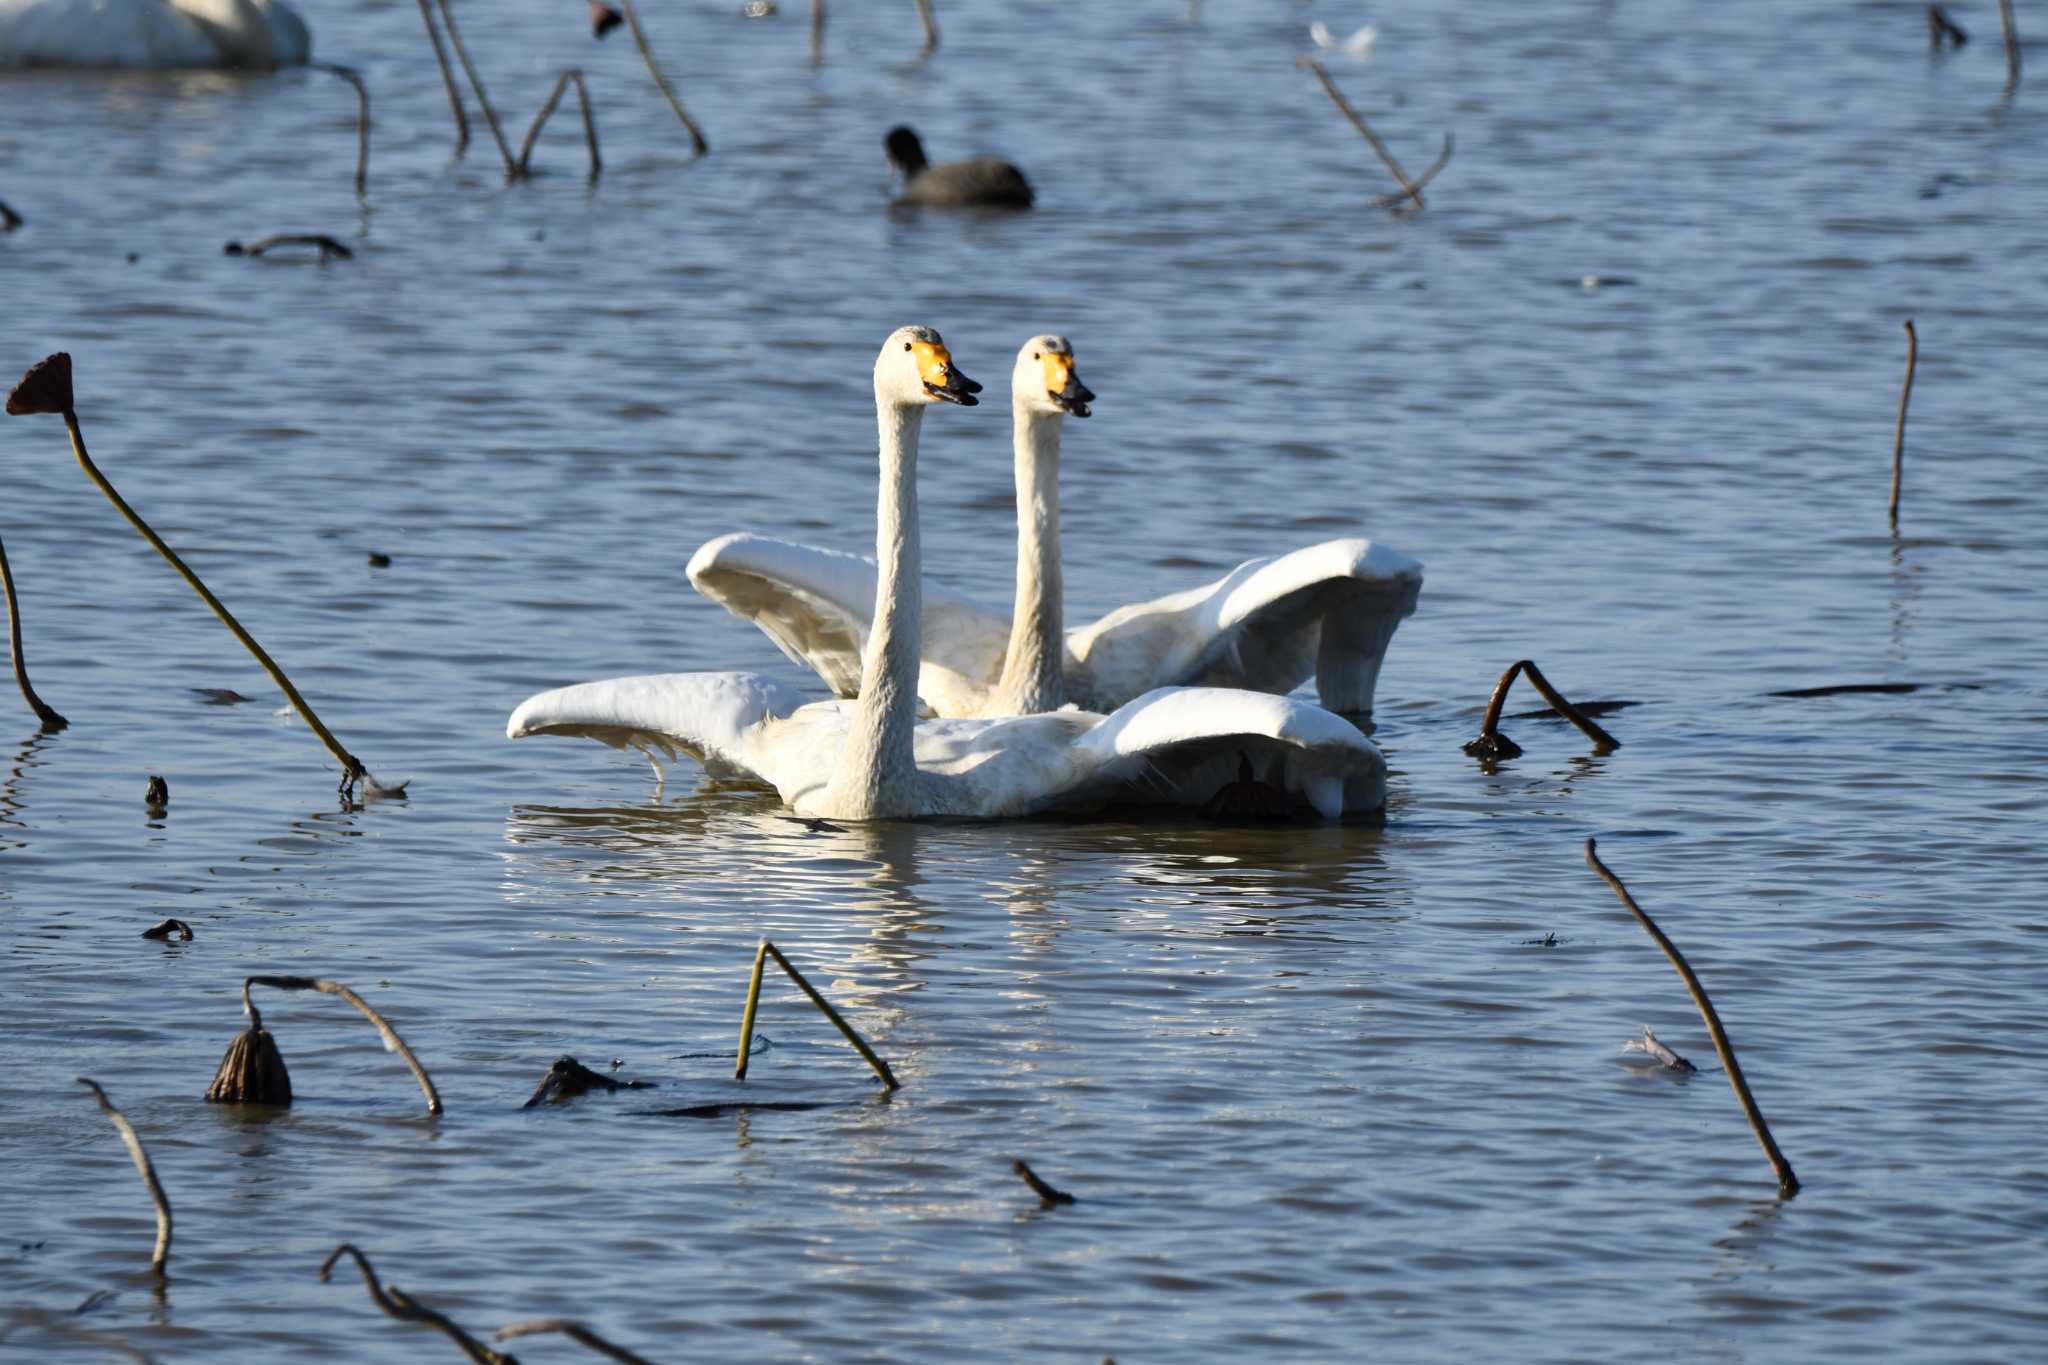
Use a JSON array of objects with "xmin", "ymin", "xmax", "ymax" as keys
[
  {"xmin": 413, "ymin": 0, "xmax": 470, "ymax": 153},
  {"xmin": 617, "ymin": 0, "xmax": 709, "ymax": 156},
  {"xmin": 1, "ymin": 533, "xmax": 67, "ymax": 729},
  {"xmin": 1298, "ymin": 57, "xmax": 1427, "ymax": 209},
  {"xmin": 516, "ymin": 70, "xmax": 602, "ymax": 180},
  {"xmin": 1890, "ymin": 319, "xmax": 1917, "ymax": 530},
  {"xmin": 1583, "ymin": 838, "xmax": 1799, "ymax": 1197},
  {"xmin": 1, "ymin": 199, "xmax": 21, "ymax": 230},
  {"xmin": 496, "ymin": 1320, "xmax": 653, "ymax": 1364},
  {"xmin": 246, "ymin": 976, "xmax": 443, "ymax": 1114},
  {"xmin": 734, "ymin": 938, "xmax": 899, "ymax": 1090},
  {"xmin": 76, "ymin": 1078, "xmax": 173, "ymax": 1275},
  {"xmin": 312, "ymin": 64, "xmax": 371, "ymax": 195},
  {"xmin": 1464, "ymin": 659, "xmax": 1620, "ymax": 758},
  {"xmin": 1369, "ymin": 132, "xmax": 1454, "ymax": 210},
  {"xmin": 912, "ymin": 0, "xmax": 939, "ymax": 54},
  {"xmin": 4, "ymin": 354, "xmax": 370, "ymax": 796},
  {"xmin": 810, "ymin": 0, "xmax": 825, "ymax": 65},
  {"xmin": 1012, "ymin": 1159, "xmax": 1075, "ymax": 1205},
  {"xmin": 1999, "ymin": 0, "xmax": 2023, "ymax": 90},
  {"xmin": 435, "ymin": 0, "xmax": 517, "ymax": 175},
  {"xmin": 321, "ymin": 1244, "xmax": 515, "ymax": 1365}
]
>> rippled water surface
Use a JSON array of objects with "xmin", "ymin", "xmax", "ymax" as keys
[{"xmin": 5, "ymin": 1, "xmax": 2048, "ymax": 1359}]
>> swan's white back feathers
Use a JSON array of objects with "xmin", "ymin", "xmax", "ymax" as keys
[{"xmin": 0, "ymin": 0, "xmax": 310, "ymax": 68}]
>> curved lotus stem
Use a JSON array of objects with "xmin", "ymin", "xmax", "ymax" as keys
[
  {"xmin": 1, "ymin": 532, "xmax": 66, "ymax": 729},
  {"xmin": 1890, "ymin": 320, "xmax": 1917, "ymax": 530},
  {"xmin": 912, "ymin": 0, "xmax": 938, "ymax": 54},
  {"xmin": 1299, "ymin": 57, "xmax": 1432, "ymax": 211},
  {"xmin": 1584, "ymin": 838, "xmax": 1799, "ymax": 1197},
  {"xmin": 516, "ymin": 70, "xmax": 602, "ymax": 180},
  {"xmin": 77, "ymin": 1078, "xmax": 173, "ymax": 1275},
  {"xmin": 6, "ymin": 353, "xmax": 375, "ymax": 797},
  {"xmin": 617, "ymin": 0, "xmax": 708, "ymax": 156},
  {"xmin": 247, "ymin": 975, "xmax": 443, "ymax": 1115},
  {"xmin": 312, "ymin": 64, "xmax": 371, "ymax": 195},
  {"xmin": 496, "ymin": 1320, "xmax": 653, "ymax": 1363},
  {"xmin": 321, "ymin": 1244, "xmax": 513, "ymax": 1365},
  {"xmin": 735, "ymin": 939, "xmax": 898, "ymax": 1090},
  {"xmin": 435, "ymin": 0, "xmax": 516, "ymax": 174},
  {"xmin": 1464, "ymin": 658, "xmax": 1619, "ymax": 759},
  {"xmin": 1011, "ymin": 1158, "xmax": 1074, "ymax": 1206},
  {"xmin": 414, "ymin": 0, "xmax": 470, "ymax": 152},
  {"xmin": 0, "ymin": 199, "xmax": 21, "ymax": 230}
]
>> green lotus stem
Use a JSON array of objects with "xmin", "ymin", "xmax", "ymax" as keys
[
  {"xmin": 77, "ymin": 1078, "xmax": 173, "ymax": 1275},
  {"xmin": 1, "ymin": 532, "xmax": 66, "ymax": 729},
  {"xmin": 248, "ymin": 975, "xmax": 443, "ymax": 1115},
  {"xmin": 1584, "ymin": 838, "xmax": 1799, "ymax": 1198},
  {"xmin": 57, "ymin": 410, "xmax": 368, "ymax": 794},
  {"xmin": 734, "ymin": 938, "xmax": 770, "ymax": 1081}
]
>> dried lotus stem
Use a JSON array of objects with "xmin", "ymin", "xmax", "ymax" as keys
[
  {"xmin": 516, "ymin": 70, "xmax": 602, "ymax": 180},
  {"xmin": 246, "ymin": 976, "xmax": 443, "ymax": 1114},
  {"xmin": 1585, "ymin": 838, "xmax": 1799, "ymax": 1197},
  {"xmin": 321, "ymin": 1243, "xmax": 514, "ymax": 1364},
  {"xmin": 1, "ymin": 531, "xmax": 66, "ymax": 729},
  {"xmin": 734, "ymin": 939, "xmax": 898, "ymax": 1090},
  {"xmin": 1011, "ymin": 1159, "xmax": 1075, "ymax": 1206},
  {"xmin": 1621, "ymin": 1025, "xmax": 1696, "ymax": 1072},
  {"xmin": 312, "ymin": 63, "xmax": 371, "ymax": 194},
  {"xmin": 1890, "ymin": 320, "xmax": 1917, "ymax": 530},
  {"xmin": 414, "ymin": 0, "xmax": 470, "ymax": 152},
  {"xmin": 434, "ymin": 0, "xmax": 516, "ymax": 174},
  {"xmin": 496, "ymin": 1319, "xmax": 654, "ymax": 1363},
  {"xmin": 617, "ymin": 0, "xmax": 708, "ymax": 156},
  {"xmin": 1464, "ymin": 659, "xmax": 1620, "ymax": 759},
  {"xmin": 77, "ymin": 1078, "xmax": 173, "ymax": 1274}
]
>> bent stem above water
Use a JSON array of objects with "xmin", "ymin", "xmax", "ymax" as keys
[
  {"xmin": 496, "ymin": 1320, "xmax": 653, "ymax": 1364},
  {"xmin": 1, "ymin": 532, "xmax": 67, "ymax": 729},
  {"xmin": 1464, "ymin": 658, "xmax": 1620, "ymax": 759},
  {"xmin": 77, "ymin": 1078, "xmax": 173, "ymax": 1275},
  {"xmin": 246, "ymin": 975, "xmax": 444, "ymax": 1115},
  {"xmin": 322, "ymin": 1243, "xmax": 514, "ymax": 1365},
  {"xmin": 1584, "ymin": 837, "xmax": 1799, "ymax": 1198},
  {"xmin": 735, "ymin": 938, "xmax": 899, "ymax": 1090}
]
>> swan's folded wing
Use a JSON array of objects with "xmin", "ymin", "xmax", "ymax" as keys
[
  {"xmin": 687, "ymin": 532, "xmax": 1015, "ymax": 712},
  {"xmin": 1066, "ymin": 538, "xmax": 1423, "ymax": 714},
  {"xmin": 1067, "ymin": 686, "xmax": 1388, "ymax": 818},
  {"xmin": 506, "ymin": 671, "xmax": 807, "ymax": 780}
]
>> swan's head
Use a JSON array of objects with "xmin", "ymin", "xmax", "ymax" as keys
[
  {"xmin": 1013, "ymin": 334, "xmax": 1094, "ymax": 418},
  {"xmin": 878, "ymin": 325, "xmax": 982, "ymax": 407}
]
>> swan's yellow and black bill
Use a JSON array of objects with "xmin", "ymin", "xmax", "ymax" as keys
[
  {"xmin": 913, "ymin": 340, "xmax": 982, "ymax": 406},
  {"xmin": 1043, "ymin": 351, "xmax": 1094, "ymax": 418}
]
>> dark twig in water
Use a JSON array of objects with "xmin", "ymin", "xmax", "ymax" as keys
[
  {"xmin": 516, "ymin": 70, "xmax": 602, "ymax": 180},
  {"xmin": 312, "ymin": 64, "xmax": 371, "ymax": 194},
  {"xmin": 321, "ymin": 1244, "xmax": 517, "ymax": 1365},
  {"xmin": 224, "ymin": 235, "xmax": 353, "ymax": 260},
  {"xmin": 1928, "ymin": 5, "xmax": 1969, "ymax": 48},
  {"xmin": 435, "ymin": 0, "xmax": 516, "ymax": 174},
  {"xmin": 811, "ymin": 0, "xmax": 825, "ymax": 64},
  {"xmin": 1463, "ymin": 659, "xmax": 1620, "ymax": 759},
  {"xmin": 142, "ymin": 917, "xmax": 193, "ymax": 941},
  {"xmin": 6, "ymin": 353, "xmax": 378, "ymax": 799},
  {"xmin": 1012, "ymin": 1159, "xmax": 1075, "ymax": 1206},
  {"xmin": 1298, "ymin": 57, "xmax": 1436, "ymax": 211},
  {"xmin": 413, "ymin": 0, "xmax": 470, "ymax": 153},
  {"xmin": 1890, "ymin": 319, "xmax": 1917, "ymax": 531},
  {"xmin": 76, "ymin": 1078, "xmax": 173, "ymax": 1275},
  {"xmin": 1, "ymin": 532, "xmax": 67, "ymax": 729},
  {"xmin": 496, "ymin": 1320, "xmax": 654, "ymax": 1364},
  {"xmin": 522, "ymin": 1055, "xmax": 651, "ymax": 1107},
  {"xmin": 244, "ymin": 975, "xmax": 443, "ymax": 1114},
  {"xmin": 777, "ymin": 815, "xmax": 845, "ymax": 833},
  {"xmin": 589, "ymin": 2, "xmax": 621, "ymax": 38},
  {"xmin": 1999, "ymin": 0, "xmax": 2023, "ymax": 90},
  {"xmin": 1622, "ymin": 1024, "xmax": 1696, "ymax": 1072},
  {"xmin": 1368, "ymin": 132, "xmax": 1454, "ymax": 210},
  {"xmin": 735, "ymin": 938, "xmax": 899, "ymax": 1089},
  {"xmin": 1, "ymin": 199, "xmax": 21, "ymax": 230},
  {"xmin": 1584, "ymin": 838, "xmax": 1799, "ymax": 1197},
  {"xmin": 615, "ymin": 0, "xmax": 709, "ymax": 156},
  {"xmin": 912, "ymin": 0, "xmax": 939, "ymax": 54},
  {"xmin": 1767, "ymin": 680, "xmax": 1966, "ymax": 698}
]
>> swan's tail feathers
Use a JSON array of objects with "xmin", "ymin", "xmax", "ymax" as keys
[
  {"xmin": 686, "ymin": 534, "xmax": 879, "ymax": 698},
  {"xmin": 506, "ymin": 671, "xmax": 806, "ymax": 785},
  {"xmin": 1076, "ymin": 686, "xmax": 1387, "ymax": 818}
]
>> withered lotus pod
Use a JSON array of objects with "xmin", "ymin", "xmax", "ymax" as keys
[
  {"xmin": 206, "ymin": 988, "xmax": 292, "ymax": 1105},
  {"xmin": 590, "ymin": 1, "xmax": 622, "ymax": 37},
  {"xmin": 5, "ymin": 352, "xmax": 73, "ymax": 416}
]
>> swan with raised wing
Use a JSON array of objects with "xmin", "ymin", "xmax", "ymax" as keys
[
  {"xmin": 0, "ymin": 0, "xmax": 310, "ymax": 68},
  {"xmin": 688, "ymin": 335, "xmax": 1423, "ymax": 719},
  {"xmin": 508, "ymin": 327, "xmax": 1387, "ymax": 821}
]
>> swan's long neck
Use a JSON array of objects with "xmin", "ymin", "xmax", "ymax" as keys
[
  {"xmin": 829, "ymin": 399, "xmax": 925, "ymax": 818},
  {"xmin": 993, "ymin": 403, "xmax": 1064, "ymax": 713}
]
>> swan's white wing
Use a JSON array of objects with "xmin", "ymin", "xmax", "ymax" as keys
[
  {"xmin": 0, "ymin": 0, "xmax": 218, "ymax": 66},
  {"xmin": 1068, "ymin": 686, "xmax": 1387, "ymax": 818},
  {"xmin": 687, "ymin": 532, "xmax": 1014, "ymax": 715},
  {"xmin": 507, "ymin": 671, "xmax": 808, "ymax": 783},
  {"xmin": 1066, "ymin": 538, "xmax": 1423, "ymax": 715}
]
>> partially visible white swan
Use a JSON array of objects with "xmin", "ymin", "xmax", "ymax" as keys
[
  {"xmin": 509, "ymin": 327, "xmax": 1387, "ymax": 821},
  {"xmin": 687, "ymin": 335, "xmax": 1423, "ymax": 718},
  {"xmin": 0, "ymin": 0, "xmax": 311, "ymax": 69}
]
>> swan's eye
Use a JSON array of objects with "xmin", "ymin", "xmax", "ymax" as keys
[
  {"xmin": 1032, "ymin": 352, "xmax": 1041, "ymax": 360},
  {"xmin": 903, "ymin": 342, "xmax": 913, "ymax": 352}
]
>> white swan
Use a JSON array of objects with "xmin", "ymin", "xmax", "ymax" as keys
[
  {"xmin": 687, "ymin": 335, "xmax": 1423, "ymax": 718},
  {"xmin": 508, "ymin": 327, "xmax": 1387, "ymax": 821},
  {"xmin": 0, "ymin": 0, "xmax": 310, "ymax": 69}
]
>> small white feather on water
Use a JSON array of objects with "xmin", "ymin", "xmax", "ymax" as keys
[{"xmin": 1310, "ymin": 21, "xmax": 1377, "ymax": 59}]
